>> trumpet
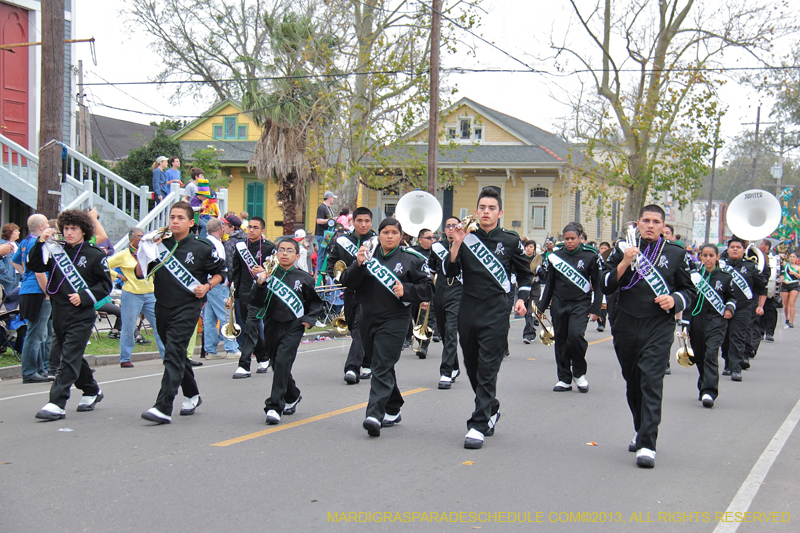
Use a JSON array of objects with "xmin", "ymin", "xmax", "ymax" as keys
[
  {"xmin": 331, "ymin": 309, "xmax": 348, "ymax": 335},
  {"xmin": 675, "ymin": 321, "xmax": 694, "ymax": 368},
  {"xmin": 221, "ymin": 282, "xmax": 242, "ymax": 339},
  {"xmin": 532, "ymin": 303, "xmax": 555, "ymax": 346},
  {"xmin": 263, "ymin": 251, "xmax": 280, "ymax": 276},
  {"xmin": 412, "ymin": 302, "xmax": 434, "ymax": 352},
  {"xmin": 142, "ymin": 226, "xmax": 172, "ymax": 243},
  {"xmin": 621, "ymin": 221, "xmax": 639, "ymax": 271},
  {"xmin": 41, "ymin": 232, "xmax": 68, "ymax": 245},
  {"xmin": 458, "ymin": 215, "xmax": 479, "ymax": 233},
  {"xmin": 362, "ymin": 236, "xmax": 380, "ymax": 262}
]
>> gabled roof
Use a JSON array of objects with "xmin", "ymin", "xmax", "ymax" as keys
[
  {"xmin": 90, "ymin": 114, "xmax": 176, "ymax": 162},
  {"xmin": 180, "ymin": 140, "xmax": 256, "ymax": 164},
  {"xmin": 171, "ymin": 98, "xmax": 244, "ymax": 139}
]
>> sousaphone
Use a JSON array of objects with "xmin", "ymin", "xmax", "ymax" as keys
[{"xmin": 394, "ymin": 190, "xmax": 444, "ymax": 236}]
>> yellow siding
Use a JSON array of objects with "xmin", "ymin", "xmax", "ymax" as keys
[
  {"xmin": 408, "ymin": 104, "xmax": 522, "ymax": 144},
  {"xmin": 227, "ymin": 168, "xmax": 246, "ymax": 215},
  {"xmin": 178, "ymin": 104, "xmax": 260, "ymax": 142}
]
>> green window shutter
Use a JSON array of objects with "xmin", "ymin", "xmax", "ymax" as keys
[{"xmin": 246, "ymin": 181, "xmax": 265, "ymax": 219}]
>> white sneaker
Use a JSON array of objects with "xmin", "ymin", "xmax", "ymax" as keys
[
  {"xmin": 226, "ymin": 350, "xmax": 242, "ymax": 358},
  {"xmin": 382, "ymin": 411, "xmax": 401, "ymax": 427},
  {"xmin": 315, "ymin": 320, "xmax": 326, "ymax": 328},
  {"xmin": 438, "ymin": 375, "xmax": 452, "ymax": 389},
  {"xmin": 553, "ymin": 381, "xmax": 572, "ymax": 392},
  {"xmin": 344, "ymin": 370, "xmax": 358, "ymax": 384},
  {"xmin": 181, "ymin": 396, "xmax": 198, "ymax": 411},
  {"xmin": 142, "ymin": 407, "xmax": 172, "ymax": 423},
  {"xmin": 464, "ymin": 428, "xmax": 485, "ymax": 449},
  {"xmin": 266, "ymin": 409, "xmax": 280, "ymax": 425},
  {"xmin": 359, "ymin": 367, "xmax": 372, "ymax": 379},
  {"xmin": 574, "ymin": 375, "xmax": 589, "ymax": 393},
  {"xmin": 232, "ymin": 367, "xmax": 251, "ymax": 379},
  {"xmin": 257, "ymin": 361, "xmax": 270, "ymax": 373},
  {"xmin": 629, "ymin": 432, "xmax": 638, "ymax": 452},
  {"xmin": 702, "ymin": 394, "xmax": 715, "ymax": 408},
  {"xmin": 451, "ymin": 369, "xmax": 460, "ymax": 381},
  {"xmin": 636, "ymin": 448, "xmax": 656, "ymax": 468}
]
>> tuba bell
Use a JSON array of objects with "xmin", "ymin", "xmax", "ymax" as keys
[
  {"xmin": 394, "ymin": 190, "xmax": 444, "ymax": 235},
  {"xmin": 726, "ymin": 189, "xmax": 782, "ymax": 242},
  {"xmin": 675, "ymin": 320, "xmax": 694, "ymax": 368},
  {"xmin": 221, "ymin": 282, "xmax": 242, "ymax": 339}
]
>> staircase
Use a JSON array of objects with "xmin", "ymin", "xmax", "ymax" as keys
[{"xmin": 1, "ymin": 133, "xmax": 227, "ymax": 251}]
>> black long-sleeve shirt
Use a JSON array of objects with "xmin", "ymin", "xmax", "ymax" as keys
[
  {"xmin": 325, "ymin": 230, "xmax": 377, "ymax": 277},
  {"xmin": 539, "ymin": 244, "xmax": 602, "ymax": 315},
  {"xmin": 231, "ymin": 237, "xmax": 275, "ymax": 299},
  {"xmin": 689, "ymin": 267, "xmax": 737, "ymax": 317},
  {"xmin": 721, "ymin": 257, "xmax": 767, "ymax": 303},
  {"xmin": 28, "ymin": 239, "xmax": 112, "ymax": 308},
  {"xmin": 249, "ymin": 265, "xmax": 323, "ymax": 325}
]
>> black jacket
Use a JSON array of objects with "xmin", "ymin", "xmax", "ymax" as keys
[
  {"xmin": 340, "ymin": 245, "xmax": 434, "ymax": 319},
  {"xmin": 249, "ymin": 265, "xmax": 323, "ymax": 325},
  {"xmin": 28, "ymin": 240, "xmax": 111, "ymax": 308},
  {"xmin": 689, "ymin": 267, "xmax": 737, "ymax": 318},
  {"xmin": 431, "ymin": 240, "xmax": 459, "ymax": 289},
  {"xmin": 444, "ymin": 226, "xmax": 533, "ymax": 302},
  {"xmin": 231, "ymin": 237, "xmax": 275, "ymax": 298},
  {"xmin": 721, "ymin": 257, "xmax": 767, "ymax": 303},
  {"xmin": 325, "ymin": 230, "xmax": 376, "ymax": 277},
  {"xmin": 539, "ymin": 244, "xmax": 602, "ymax": 315},
  {"xmin": 602, "ymin": 239, "xmax": 696, "ymax": 318}
]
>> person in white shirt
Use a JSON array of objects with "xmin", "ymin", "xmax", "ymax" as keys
[
  {"xmin": 203, "ymin": 218, "xmax": 240, "ymax": 355},
  {"xmin": 294, "ymin": 229, "xmax": 310, "ymax": 273}
]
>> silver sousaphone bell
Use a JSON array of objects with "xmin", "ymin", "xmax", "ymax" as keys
[{"xmin": 394, "ymin": 190, "xmax": 444, "ymax": 236}]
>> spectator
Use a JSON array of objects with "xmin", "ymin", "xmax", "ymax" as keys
[
  {"xmin": 94, "ymin": 295, "xmax": 122, "ymax": 340},
  {"xmin": 221, "ymin": 215, "xmax": 246, "ymax": 277},
  {"xmin": 0, "ymin": 223, "xmax": 21, "ymax": 294},
  {"xmin": 195, "ymin": 174, "xmax": 216, "ymax": 238},
  {"xmin": 239, "ymin": 211, "xmax": 249, "ymax": 228},
  {"xmin": 85, "ymin": 207, "xmax": 114, "ymax": 256},
  {"xmin": 182, "ymin": 167, "xmax": 200, "ymax": 203},
  {"xmin": 294, "ymin": 229, "xmax": 310, "ymax": 272},
  {"xmin": 336, "ymin": 208, "xmax": 350, "ymax": 229},
  {"xmin": 203, "ymin": 218, "xmax": 240, "ymax": 357},
  {"xmin": 152, "ymin": 156, "xmax": 169, "ymax": 202},
  {"xmin": 165, "ymin": 156, "xmax": 183, "ymax": 187},
  {"xmin": 186, "ymin": 168, "xmax": 204, "ymax": 234},
  {"xmin": 315, "ymin": 191, "xmax": 337, "ymax": 271}
]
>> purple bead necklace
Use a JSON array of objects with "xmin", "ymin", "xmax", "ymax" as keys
[
  {"xmin": 621, "ymin": 236, "xmax": 665, "ymax": 291},
  {"xmin": 46, "ymin": 241, "xmax": 85, "ymax": 295}
]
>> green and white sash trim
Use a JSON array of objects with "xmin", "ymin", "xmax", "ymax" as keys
[
  {"xmin": 365, "ymin": 258, "xmax": 407, "ymax": 303},
  {"xmin": 264, "ymin": 276, "xmax": 305, "ymax": 318},
  {"xmin": 336, "ymin": 235, "xmax": 360, "ymax": 258},
  {"xmin": 432, "ymin": 242, "xmax": 462, "ymax": 284},
  {"xmin": 235, "ymin": 241, "xmax": 259, "ymax": 270},
  {"xmin": 721, "ymin": 264, "xmax": 753, "ymax": 299},
  {"xmin": 157, "ymin": 242, "xmax": 203, "ymax": 295},
  {"xmin": 45, "ymin": 242, "xmax": 90, "ymax": 297},
  {"xmin": 463, "ymin": 233, "xmax": 510, "ymax": 293},
  {"xmin": 636, "ymin": 253, "xmax": 670, "ymax": 297},
  {"xmin": 690, "ymin": 272, "xmax": 726, "ymax": 316},
  {"xmin": 548, "ymin": 254, "xmax": 590, "ymax": 293}
]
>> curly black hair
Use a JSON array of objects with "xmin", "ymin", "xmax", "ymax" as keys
[{"xmin": 57, "ymin": 209, "xmax": 95, "ymax": 240}]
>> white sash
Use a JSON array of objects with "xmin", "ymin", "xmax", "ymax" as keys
[
  {"xmin": 548, "ymin": 254, "xmax": 590, "ymax": 293},
  {"xmin": 431, "ymin": 242, "xmax": 462, "ymax": 284},
  {"xmin": 721, "ymin": 264, "xmax": 753, "ymax": 299},
  {"xmin": 156, "ymin": 242, "xmax": 203, "ymax": 295},
  {"xmin": 235, "ymin": 241, "xmax": 259, "ymax": 270},
  {"xmin": 691, "ymin": 272, "xmax": 726, "ymax": 316},
  {"xmin": 635, "ymin": 253, "xmax": 670, "ymax": 297},
  {"xmin": 265, "ymin": 276, "xmax": 305, "ymax": 318},
  {"xmin": 462, "ymin": 233, "xmax": 510, "ymax": 293},
  {"xmin": 46, "ymin": 242, "xmax": 89, "ymax": 295},
  {"xmin": 365, "ymin": 258, "xmax": 405, "ymax": 302},
  {"xmin": 336, "ymin": 235, "xmax": 360, "ymax": 258}
]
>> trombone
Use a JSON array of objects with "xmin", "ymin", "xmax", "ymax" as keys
[
  {"xmin": 221, "ymin": 282, "xmax": 242, "ymax": 339},
  {"xmin": 532, "ymin": 303, "xmax": 555, "ymax": 346},
  {"xmin": 675, "ymin": 321, "xmax": 694, "ymax": 368},
  {"xmin": 411, "ymin": 302, "xmax": 434, "ymax": 352},
  {"xmin": 316, "ymin": 260, "xmax": 347, "ymax": 293}
]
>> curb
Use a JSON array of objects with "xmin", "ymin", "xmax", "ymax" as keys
[{"xmin": 0, "ymin": 328, "xmax": 344, "ymax": 381}]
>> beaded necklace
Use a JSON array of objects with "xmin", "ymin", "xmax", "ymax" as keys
[
  {"xmin": 256, "ymin": 265, "xmax": 293, "ymax": 319},
  {"xmin": 147, "ymin": 234, "xmax": 190, "ymax": 280},
  {"xmin": 621, "ymin": 236, "xmax": 666, "ymax": 291},
  {"xmin": 46, "ymin": 240, "xmax": 85, "ymax": 295},
  {"xmin": 691, "ymin": 266, "xmax": 715, "ymax": 317}
]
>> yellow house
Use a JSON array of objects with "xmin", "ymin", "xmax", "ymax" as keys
[
  {"xmin": 172, "ymin": 98, "xmax": 325, "ymax": 241},
  {"xmin": 360, "ymin": 97, "xmax": 628, "ymax": 245}
]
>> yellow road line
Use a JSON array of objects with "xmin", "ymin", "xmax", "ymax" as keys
[
  {"xmin": 588, "ymin": 336, "xmax": 612, "ymax": 346},
  {"xmin": 211, "ymin": 387, "xmax": 429, "ymax": 447}
]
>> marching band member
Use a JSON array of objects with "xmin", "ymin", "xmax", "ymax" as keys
[
  {"xmin": 538, "ymin": 224, "xmax": 602, "ymax": 393},
  {"xmin": 405, "ymin": 228, "xmax": 436, "ymax": 358},
  {"xmin": 446, "ymin": 187, "xmax": 534, "ymax": 450},
  {"xmin": 431, "ymin": 217, "xmax": 462, "ymax": 389},
  {"xmin": 596, "ymin": 242, "xmax": 611, "ymax": 332},
  {"xmin": 755, "ymin": 239, "xmax": 779, "ymax": 343},
  {"xmin": 137, "ymin": 202, "xmax": 227, "ymax": 424},
  {"xmin": 325, "ymin": 207, "xmax": 376, "ymax": 384},
  {"xmin": 339, "ymin": 218, "xmax": 433, "ymax": 438},
  {"xmin": 251, "ymin": 237, "xmax": 322, "ymax": 425},
  {"xmin": 30, "ymin": 210, "xmax": 111, "ymax": 421},
  {"xmin": 687, "ymin": 244, "xmax": 736, "ymax": 408},
  {"xmin": 780, "ymin": 251, "xmax": 799, "ymax": 329},
  {"xmin": 230, "ymin": 217, "xmax": 275, "ymax": 378},
  {"xmin": 719, "ymin": 236, "xmax": 766, "ymax": 380},
  {"xmin": 602, "ymin": 205, "xmax": 696, "ymax": 468},
  {"xmin": 521, "ymin": 240, "xmax": 540, "ymax": 344}
]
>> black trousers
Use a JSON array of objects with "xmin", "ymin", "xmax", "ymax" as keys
[
  {"xmin": 721, "ymin": 300, "xmax": 753, "ymax": 374},
  {"xmin": 459, "ymin": 293, "xmax": 507, "ymax": 434},
  {"xmin": 752, "ymin": 297, "xmax": 778, "ymax": 354},
  {"xmin": 263, "ymin": 319, "xmax": 304, "ymax": 414},
  {"xmin": 606, "ymin": 291, "xmax": 619, "ymax": 335},
  {"xmin": 237, "ymin": 301, "xmax": 268, "ymax": 371},
  {"xmin": 362, "ymin": 313, "xmax": 408, "ymax": 420},
  {"xmin": 406, "ymin": 301, "xmax": 434, "ymax": 351},
  {"xmin": 523, "ymin": 283, "xmax": 539, "ymax": 339},
  {"xmin": 153, "ymin": 301, "xmax": 201, "ymax": 415},
  {"xmin": 434, "ymin": 281, "xmax": 461, "ymax": 377},
  {"xmin": 613, "ymin": 310, "xmax": 674, "ymax": 452},
  {"xmin": 551, "ymin": 296, "xmax": 591, "ymax": 383},
  {"xmin": 343, "ymin": 290, "xmax": 370, "ymax": 373},
  {"xmin": 597, "ymin": 307, "xmax": 608, "ymax": 328},
  {"xmin": 48, "ymin": 302, "xmax": 99, "ymax": 409},
  {"xmin": 689, "ymin": 313, "xmax": 727, "ymax": 400}
]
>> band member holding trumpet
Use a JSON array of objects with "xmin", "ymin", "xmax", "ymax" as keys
[
  {"xmin": 538, "ymin": 224, "xmax": 602, "ymax": 393},
  {"xmin": 29, "ymin": 210, "xmax": 112, "ymax": 421},
  {"xmin": 202, "ymin": 218, "xmax": 240, "ymax": 357},
  {"xmin": 406, "ymin": 228, "xmax": 437, "ymax": 358},
  {"xmin": 446, "ymin": 187, "xmax": 534, "ymax": 450},
  {"xmin": 719, "ymin": 236, "xmax": 766, "ymax": 381},
  {"xmin": 325, "ymin": 207, "xmax": 376, "ymax": 384},
  {"xmin": 687, "ymin": 244, "xmax": 736, "ymax": 408},
  {"xmin": 251, "ymin": 237, "xmax": 322, "ymax": 425},
  {"xmin": 602, "ymin": 205, "xmax": 695, "ymax": 468},
  {"xmin": 339, "ymin": 218, "xmax": 434, "ymax": 438},
  {"xmin": 231, "ymin": 217, "xmax": 275, "ymax": 377},
  {"xmin": 136, "ymin": 202, "xmax": 227, "ymax": 424},
  {"xmin": 431, "ymin": 217, "xmax": 462, "ymax": 389}
]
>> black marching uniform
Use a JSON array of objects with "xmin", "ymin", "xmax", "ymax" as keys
[
  {"xmin": 326, "ymin": 229, "xmax": 376, "ymax": 378},
  {"xmin": 231, "ymin": 237, "xmax": 275, "ymax": 372},
  {"xmin": 522, "ymin": 252, "xmax": 541, "ymax": 342},
  {"xmin": 719, "ymin": 257, "xmax": 766, "ymax": 375},
  {"xmin": 340, "ymin": 245, "xmax": 433, "ymax": 431},
  {"xmin": 688, "ymin": 267, "xmax": 736, "ymax": 402},
  {"xmin": 405, "ymin": 243, "xmax": 436, "ymax": 357},
  {"xmin": 431, "ymin": 241, "xmax": 461, "ymax": 385},
  {"xmin": 751, "ymin": 257, "xmax": 778, "ymax": 353},
  {"xmin": 445, "ymin": 227, "xmax": 534, "ymax": 439},
  {"xmin": 602, "ymin": 238, "xmax": 696, "ymax": 454},
  {"xmin": 144, "ymin": 235, "xmax": 227, "ymax": 417},
  {"xmin": 539, "ymin": 244, "xmax": 602, "ymax": 388},
  {"xmin": 29, "ymin": 239, "xmax": 111, "ymax": 415},
  {"xmin": 250, "ymin": 266, "xmax": 322, "ymax": 419}
]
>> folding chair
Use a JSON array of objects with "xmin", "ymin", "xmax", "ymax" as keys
[{"xmin": 318, "ymin": 288, "xmax": 344, "ymax": 326}]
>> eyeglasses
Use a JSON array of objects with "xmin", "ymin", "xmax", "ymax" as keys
[
  {"xmin": 444, "ymin": 224, "xmax": 458, "ymax": 229},
  {"xmin": 247, "ymin": 226, "xmax": 261, "ymax": 230},
  {"xmin": 419, "ymin": 236, "xmax": 434, "ymax": 240},
  {"xmin": 277, "ymin": 248, "xmax": 296, "ymax": 254}
]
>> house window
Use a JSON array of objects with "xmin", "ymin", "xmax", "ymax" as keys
[
  {"xmin": 474, "ymin": 127, "xmax": 482, "ymax": 140},
  {"xmin": 574, "ymin": 189, "xmax": 581, "ymax": 224},
  {"xmin": 224, "ymin": 117, "xmax": 236, "ymax": 139},
  {"xmin": 596, "ymin": 196, "xmax": 602, "ymax": 239},
  {"xmin": 238, "ymin": 125, "xmax": 248, "ymax": 139},
  {"xmin": 611, "ymin": 200, "xmax": 619, "ymax": 241},
  {"xmin": 531, "ymin": 187, "xmax": 549, "ymax": 198},
  {"xmin": 213, "ymin": 125, "xmax": 223, "ymax": 139},
  {"xmin": 459, "ymin": 119, "xmax": 470, "ymax": 139},
  {"xmin": 447, "ymin": 127, "xmax": 456, "ymax": 139}
]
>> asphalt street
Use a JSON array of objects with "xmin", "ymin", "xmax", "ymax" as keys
[{"xmin": 0, "ymin": 319, "xmax": 798, "ymax": 532}]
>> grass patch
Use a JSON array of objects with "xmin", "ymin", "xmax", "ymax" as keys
[
  {"xmin": 0, "ymin": 350, "xmax": 21, "ymax": 368},
  {"xmin": 83, "ymin": 332, "xmax": 161, "ymax": 356}
]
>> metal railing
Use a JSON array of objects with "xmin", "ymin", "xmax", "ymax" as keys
[{"xmin": 0, "ymin": 133, "xmax": 39, "ymax": 208}]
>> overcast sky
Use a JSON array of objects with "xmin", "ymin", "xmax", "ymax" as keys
[{"xmin": 73, "ymin": 0, "xmax": 796, "ymax": 155}]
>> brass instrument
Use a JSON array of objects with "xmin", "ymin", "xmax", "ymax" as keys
[
  {"xmin": 333, "ymin": 260, "xmax": 347, "ymax": 281},
  {"xmin": 363, "ymin": 236, "xmax": 380, "ymax": 262},
  {"xmin": 263, "ymin": 251, "xmax": 280, "ymax": 276},
  {"xmin": 744, "ymin": 243, "xmax": 766, "ymax": 274},
  {"xmin": 530, "ymin": 254, "xmax": 543, "ymax": 274},
  {"xmin": 458, "ymin": 215, "xmax": 479, "ymax": 233},
  {"xmin": 221, "ymin": 282, "xmax": 242, "ymax": 339},
  {"xmin": 412, "ymin": 302, "xmax": 434, "ymax": 352},
  {"xmin": 332, "ymin": 309, "xmax": 348, "ymax": 335},
  {"xmin": 532, "ymin": 303, "xmax": 555, "ymax": 346},
  {"xmin": 141, "ymin": 226, "xmax": 172, "ymax": 243},
  {"xmin": 675, "ymin": 321, "xmax": 694, "ymax": 368},
  {"xmin": 621, "ymin": 221, "xmax": 639, "ymax": 271},
  {"xmin": 315, "ymin": 284, "xmax": 344, "ymax": 293},
  {"xmin": 43, "ymin": 232, "xmax": 68, "ymax": 246},
  {"xmin": 395, "ymin": 190, "xmax": 444, "ymax": 235}
]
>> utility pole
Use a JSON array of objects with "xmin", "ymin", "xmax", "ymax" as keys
[
  {"xmin": 77, "ymin": 60, "xmax": 92, "ymax": 156},
  {"xmin": 749, "ymin": 106, "xmax": 761, "ymax": 189},
  {"xmin": 705, "ymin": 117, "xmax": 721, "ymax": 243},
  {"xmin": 426, "ymin": 0, "xmax": 441, "ymax": 195},
  {"xmin": 37, "ymin": 0, "xmax": 65, "ymax": 219}
]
